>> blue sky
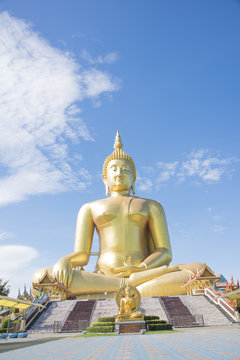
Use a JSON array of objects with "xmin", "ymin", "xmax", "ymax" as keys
[{"xmin": 0, "ymin": 0, "xmax": 239, "ymax": 296}]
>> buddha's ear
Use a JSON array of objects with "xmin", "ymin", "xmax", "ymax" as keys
[
  {"xmin": 131, "ymin": 183, "xmax": 135, "ymax": 195},
  {"xmin": 104, "ymin": 180, "xmax": 109, "ymax": 196}
]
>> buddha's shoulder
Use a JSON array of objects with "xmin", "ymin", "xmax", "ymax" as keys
[
  {"xmin": 78, "ymin": 197, "xmax": 164, "ymax": 210},
  {"xmin": 133, "ymin": 196, "xmax": 164, "ymax": 208},
  {"xmin": 78, "ymin": 198, "xmax": 110, "ymax": 210},
  {"xmin": 133, "ymin": 197, "xmax": 165, "ymax": 214}
]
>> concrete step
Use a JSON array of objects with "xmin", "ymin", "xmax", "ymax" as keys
[
  {"xmin": 140, "ymin": 297, "xmax": 168, "ymax": 321},
  {"xmin": 30, "ymin": 300, "xmax": 77, "ymax": 331},
  {"xmin": 91, "ymin": 299, "xmax": 118, "ymax": 324},
  {"xmin": 179, "ymin": 295, "xmax": 232, "ymax": 326}
]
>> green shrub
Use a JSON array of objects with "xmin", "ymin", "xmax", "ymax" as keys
[
  {"xmin": 91, "ymin": 322, "xmax": 114, "ymax": 327},
  {"xmin": 0, "ymin": 329, "xmax": 6, "ymax": 333},
  {"xmin": 98, "ymin": 317, "xmax": 115, "ymax": 322},
  {"xmin": 86, "ymin": 326, "xmax": 115, "ymax": 333},
  {"xmin": 145, "ymin": 319, "xmax": 167, "ymax": 325},
  {"xmin": 147, "ymin": 323, "xmax": 173, "ymax": 331},
  {"xmin": 144, "ymin": 315, "xmax": 159, "ymax": 321}
]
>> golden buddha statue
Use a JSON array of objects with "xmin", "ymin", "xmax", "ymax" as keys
[
  {"xmin": 115, "ymin": 284, "xmax": 143, "ymax": 322},
  {"xmin": 32, "ymin": 131, "xmax": 204, "ymax": 297}
]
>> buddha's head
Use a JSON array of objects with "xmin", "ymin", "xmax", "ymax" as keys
[{"xmin": 102, "ymin": 131, "xmax": 136, "ymax": 195}]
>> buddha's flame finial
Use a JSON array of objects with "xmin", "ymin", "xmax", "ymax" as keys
[{"xmin": 114, "ymin": 130, "xmax": 123, "ymax": 150}]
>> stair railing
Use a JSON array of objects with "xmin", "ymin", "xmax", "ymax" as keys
[
  {"xmin": 205, "ymin": 288, "xmax": 237, "ymax": 321},
  {"xmin": 26, "ymin": 293, "xmax": 50, "ymax": 329}
]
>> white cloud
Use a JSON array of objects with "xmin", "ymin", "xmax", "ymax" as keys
[
  {"xmin": 0, "ymin": 229, "xmax": 13, "ymax": 241},
  {"xmin": 201, "ymin": 168, "xmax": 223, "ymax": 181},
  {"xmin": 178, "ymin": 150, "xmax": 237, "ymax": 183},
  {"xmin": 0, "ymin": 12, "xmax": 120, "ymax": 206},
  {"xmin": 158, "ymin": 150, "xmax": 238, "ymax": 185},
  {"xmin": 188, "ymin": 149, "xmax": 208, "ymax": 159},
  {"xmin": 213, "ymin": 225, "xmax": 227, "ymax": 232},
  {"xmin": 181, "ymin": 159, "xmax": 201, "ymax": 177},
  {"xmin": 81, "ymin": 68, "xmax": 120, "ymax": 97},
  {"xmin": 137, "ymin": 149, "xmax": 238, "ymax": 192},
  {"xmin": 80, "ymin": 49, "xmax": 118, "ymax": 64},
  {"xmin": 157, "ymin": 162, "xmax": 178, "ymax": 183},
  {"xmin": 136, "ymin": 176, "xmax": 153, "ymax": 192},
  {"xmin": 0, "ymin": 245, "xmax": 39, "ymax": 297},
  {"xmin": 0, "ymin": 245, "xmax": 38, "ymax": 271}
]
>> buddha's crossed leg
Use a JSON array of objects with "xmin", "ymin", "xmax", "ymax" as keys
[{"xmin": 32, "ymin": 262, "xmax": 204, "ymax": 297}]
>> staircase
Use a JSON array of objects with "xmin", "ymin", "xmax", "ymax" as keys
[
  {"xmin": 29, "ymin": 295, "xmax": 233, "ymax": 332},
  {"xmin": 91, "ymin": 299, "xmax": 118, "ymax": 324},
  {"xmin": 160, "ymin": 296, "xmax": 200, "ymax": 327},
  {"xmin": 29, "ymin": 300, "xmax": 77, "ymax": 332},
  {"xmin": 140, "ymin": 297, "xmax": 168, "ymax": 321},
  {"xmin": 62, "ymin": 300, "xmax": 96, "ymax": 332},
  {"xmin": 179, "ymin": 295, "xmax": 232, "ymax": 326}
]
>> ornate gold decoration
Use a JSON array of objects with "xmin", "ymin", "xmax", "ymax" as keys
[
  {"xmin": 32, "ymin": 270, "xmax": 71, "ymax": 300},
  {"xmin": 225, "ymin": 289, "xmax": 240, "ymax": 310},
  {"xmin": 182, "ymin": 264, "xmax": 221, "ymax": 295}
]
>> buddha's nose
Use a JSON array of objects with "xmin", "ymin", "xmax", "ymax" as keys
[{"xmin": 116, "ymin": 167, "xmax": 122, "ymax": 175}]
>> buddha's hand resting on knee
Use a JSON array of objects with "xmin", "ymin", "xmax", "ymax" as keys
[
  {"xmin": 52, "ymin": 256, "xmax": 73, "ymax": 288},
  {"xmin": 111, "ymin": 266, "xmax": 145, "ymax": 277}
]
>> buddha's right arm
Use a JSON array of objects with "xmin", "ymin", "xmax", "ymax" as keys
[
  {"xmin": 70, "ymin": 203, "xmax": 94, "ymax": 267},
  {"xmin": 52, "ymin": 204, "xmax": 94, "ymax": 286}
]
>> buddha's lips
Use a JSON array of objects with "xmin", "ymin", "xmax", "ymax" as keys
[{"xmin": 114, "ymin": 175, "xmax": 124, "ymax": 181}]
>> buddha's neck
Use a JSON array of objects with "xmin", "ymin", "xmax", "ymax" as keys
[{"xmin": 110, "ymin": 190, "xmax": 130, "ymax": 197}]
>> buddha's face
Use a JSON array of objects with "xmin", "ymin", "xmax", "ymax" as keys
[{"xmin": 106, "ymin": 159, "xmax": 134, "ymax": 193}]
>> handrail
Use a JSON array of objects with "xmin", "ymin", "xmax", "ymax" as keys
[
  {"xmin": 25, "ymin": 293, "xmax": 48, "ymax": 319},
  {"xmin": 26, "ymin": 294, "xmax": 50, "ymax": 328},
  {"xmin": 205, "ymin": 288, "xmax": 236, "ymax": 321}
]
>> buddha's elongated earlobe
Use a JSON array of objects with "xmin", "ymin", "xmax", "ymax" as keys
[
  {"xmin": 131, "ymin": 183, "xmax": 135, "ymax": 195},
  {"xmin": 105, "ymin": 183, "xmax": 109, "ymax": 196}
]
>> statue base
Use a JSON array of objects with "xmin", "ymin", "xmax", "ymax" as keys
[
  {"xmin": 115, "ymin": 314, "xmax": 143, "ymax": 322},
  {"xmin": 115, "ymin": 321, "xmax": 145, "ymax": 334}
]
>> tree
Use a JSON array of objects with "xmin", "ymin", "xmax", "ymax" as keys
[{"xmin": 0, "ymin": 278, "xmax": 10, "ymax": 296}]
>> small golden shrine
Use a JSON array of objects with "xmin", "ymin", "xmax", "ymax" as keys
[
  {"xmin": 32, "ymin": 270, "xmax": 71, "ymax": 300},
  {"xmin": 182, "ymin": 264, "xmax": 221, "ymax": 295},
  {"xmin": 115, "ymin": 284, "xmax": 143, "ymax": 322}
]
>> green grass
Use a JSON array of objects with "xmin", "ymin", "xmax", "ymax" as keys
[{"xmin": 75, "ymin": 333, "xmax": 117, "ymax": 337}]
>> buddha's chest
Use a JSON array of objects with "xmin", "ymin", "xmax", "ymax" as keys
[{"xmin": 92, "ymin": 198, "xmax": 149, "ymax": 227}]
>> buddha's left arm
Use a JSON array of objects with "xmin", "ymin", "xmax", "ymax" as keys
[{"xmin": 139, "ymin": 201, "xmax": 172, "ymax": 269}]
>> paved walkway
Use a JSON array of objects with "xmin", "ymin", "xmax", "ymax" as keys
[{"xmin": 0, "ymin": 326, "xmax": 239, "ymax": 359}]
